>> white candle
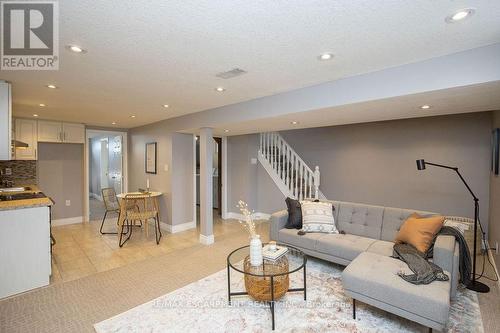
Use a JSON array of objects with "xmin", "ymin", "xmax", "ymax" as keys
[{"xmin": 146, "ymin": 178, "xmax": 150, "ymax": 189}]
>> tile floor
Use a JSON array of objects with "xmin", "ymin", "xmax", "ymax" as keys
[{"xmin": 50, "ymin": 207, "xmax": 252, "ymax": 284}]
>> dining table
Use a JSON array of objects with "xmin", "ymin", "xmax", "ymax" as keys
[{"xmin": 116, "ymin": 191, "xmax": 163, "ymax": 242}]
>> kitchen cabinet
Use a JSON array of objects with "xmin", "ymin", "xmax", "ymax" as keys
[
  {"xmin": 14, "ymin": 118, "xmax": 38, "ymax": 160},
  {"xmin": 37, "ymin": 120, "xmax": 62, "ymax": 142},
  {"xmin": 62, "ymin": 123, "xmax": 85, "ymax": 143},
  {"xmin": 0, "ymin": 205, "xmax": 51, "ymax": 299},
  {"xmin": 0, "ymin": 81, "xmax": 12, "ymax": 161},
  {"xmin": 37, "ymin": 120, "xmax": 85, "ymax": 144}
]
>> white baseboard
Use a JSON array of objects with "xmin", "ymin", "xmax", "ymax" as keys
[
  {"xmin": 199, "ymin": 233, "xmax": 214, "ymax": 245},
  {"xmin": 52, "ymin": 216, "xmax": 83, "ymax": 227},
  {"xmin": 224, "ymin": 212, "xmax": 271, "ymax": 221},
  {"xmin": 159, "ymin": 221, "xmax": 196, "ymax": 233}
]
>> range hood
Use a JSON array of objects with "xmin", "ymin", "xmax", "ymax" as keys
[{"xmin": 12, "ymin": 140, "xmax": 28, "ymax": 149}]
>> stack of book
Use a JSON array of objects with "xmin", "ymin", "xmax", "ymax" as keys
[{"xmin": 262, "ymin": 245, "xmax": 288, "ymax": 261}]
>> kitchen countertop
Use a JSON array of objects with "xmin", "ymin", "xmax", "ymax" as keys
[{"xmin": 0, "ymin": 185, "xmax": 54, "ymax": 211}]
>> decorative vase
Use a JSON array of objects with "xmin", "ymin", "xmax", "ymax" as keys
[{"xmin": 249, "ymin": 235, "xmax": 263, "ymax": 267}]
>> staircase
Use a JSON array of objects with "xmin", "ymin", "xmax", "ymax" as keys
[{"xmin": 258, "ymin": 132, "xmax": 325, "ymax": 200}]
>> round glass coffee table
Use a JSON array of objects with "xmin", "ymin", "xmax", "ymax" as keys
[{"xmin": 227, "ymin": 243, "xmax": 307, "ymax": 330}]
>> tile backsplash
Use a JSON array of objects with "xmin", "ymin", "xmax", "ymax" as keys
[{"xmin": 0, "ymin": 160, "xmax": 37, "ymax": 185}]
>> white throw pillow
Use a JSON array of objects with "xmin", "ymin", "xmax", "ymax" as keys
[{"xmin": 300, "ymin": 200, "xmax": 338, "ymax": 234}]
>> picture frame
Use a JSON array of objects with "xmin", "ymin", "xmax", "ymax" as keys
[
  {"xmin": 145, "ymin": 142, "xmax": 157, "ymax": 174},
  {"xmin": 493, "ymin": 129, "xmax": 499, "ymax": 176}
]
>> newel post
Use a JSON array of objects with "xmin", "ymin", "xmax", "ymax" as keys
[{"xmin": 314, "ymin": 166, "xmax": 320, "ymax": 199}]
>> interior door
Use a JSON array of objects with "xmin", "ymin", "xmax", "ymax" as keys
[
  {"xmin": 107, "ymin": 135, "xmax": 123, "ymax": 194},
  {"xmin": 100, "ymin": 139, "xmax": 109, "ymax": 189}
]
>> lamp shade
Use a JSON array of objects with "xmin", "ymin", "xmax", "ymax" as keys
[{"xmin": 416, "ymin": 159, "xmax": 426, "ymax": 170}]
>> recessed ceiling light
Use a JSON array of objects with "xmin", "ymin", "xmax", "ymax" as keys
[
  {"xmin": 291, "ymin": 121, "xmax": 298, "ymax": 125},
  {"xmin": 111, "ymin": 122, "xmax": 116, "ymax": 125},
  {"xmin": 446, "ymin": 8, "xmax": 475, "ymax": 23},
  {"xmin": 130, "ymin": 115, "xmax": 136, "ymax": 118},
  {"xmin": 163, "ymin": 104, "xmax": 169, "ymax": 108},
  {"xmin": 47, "ymin": 84, "xmax": 57, "ymax": 89},
  {"xmin": 66, "ymin": 44, "xmax": 86, "ymax": 53},
  {"xmin": 39, "ymin": 103, "xmax": 46, "ymax": 107},
  {"xmin": 215, "ymin": 87, "xmax": 225, "ymax": 92},
  {"xmin": 33, "ymin": 114, "xmax": 39, "ymax": 117},
  {"xmin": 420, "ymin": 105, "xmax": 431, "ymax": 109},
  {"xmin": 224, "ymin": 129, "xmax": 230, "ymax": 133},
  {"xmin": 318, "ymin": 53, "xmax": 334, "ymax": 61}
]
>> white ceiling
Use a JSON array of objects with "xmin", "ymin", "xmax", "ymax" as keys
[
  {"xmin": 2, "ymin": 0, "xmax": 500, "ymax": 128},
  {"xmin": 207, "ymin": 81, "xmax": 500, "ymax": 136}
]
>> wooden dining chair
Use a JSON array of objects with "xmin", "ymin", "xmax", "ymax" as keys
[
  {"xmin": 118, "ymin": 193, "xmax": 162, "ymax": 247},
  {"xmin": 100, "ymin": 188, "xmax": 140, "ymax": 235}
]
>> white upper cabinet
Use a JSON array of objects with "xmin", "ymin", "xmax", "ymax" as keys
[
  {"xmin": 62, "ymin": 123, "xmax": 85, "ymax": 143},
  {"xmin": 37, "ymin": 120, "xmax": 85, "ymax": 144},
  {"xmin": 0, "ymin": 82, "xmax": 12, "ymax": 161},
  {"xmin": 37, "ymin": 120, "xmax": 62, "ymax": 143},
  {"xmin": 14, "ymin": 118, "xmax": 37, "ymax": 160}
]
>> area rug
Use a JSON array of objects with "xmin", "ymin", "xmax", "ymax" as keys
[{"xmin": 94, "ymin": 258, "xmax": 483, "ymax": 333}]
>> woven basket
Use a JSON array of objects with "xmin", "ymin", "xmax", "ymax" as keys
[{"xmin": 243, "ymin": 255, "xmax": 289, "ymax": 302}]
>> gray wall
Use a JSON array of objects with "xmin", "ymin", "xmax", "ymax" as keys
[
  {"xmin": 37, "ymin": 143, "xmax": 83, "ymax": 220},
  {"xmin": 171, "ymin": 133, "xmax": 194, "ymax": 225},
  {"xmin": 129, "ymin": 122, "xmax": 172, "ymax": 224},
  {"xmin": 281, "ymin": 112, "xmax": 492, "ymax": 231},
  {"xmin": 228, "ymin": 113, "xmax": 493, "ymax": 234},
  {"xmin": 227, "ymin": 134, "xmax": 285, "ymax": 213},
  {"xmin": 489, "ymin": 110, "xmax": 500, "ymax": 267}
]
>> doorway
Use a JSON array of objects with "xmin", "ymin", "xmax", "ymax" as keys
[
  {"xmin": 85, "ymin": 130, "xmax": 127, "ymax": 222},
  {"xmin": 195, "ymin": 136, "xmax": 223, "ymax": 222}
]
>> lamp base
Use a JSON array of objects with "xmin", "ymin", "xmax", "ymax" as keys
[{"xmin": 467, "ymin": 280, "xmax": 490, "ymax": 293}]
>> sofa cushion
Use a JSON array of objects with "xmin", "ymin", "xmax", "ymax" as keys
[
  {"xmin": 285, "ymin": 197, "xmax": 303, "ymax": 229},
  {"xmin": 395, "ymin": 214, "xmax": 445, "ymax": 253},
  {"xmin": 336, "ymin": 202, "xmax": 384, "ymax": 239},
  {"xmin": 278, "ymin": 228, "xmax": 324, "ymax": 250},
  {"xmin": 300, "ymin": 200, "xmax": 338, "ymax": 234},
  {"xmin": 381, "ymin": 207, "xmax": 438, "ymax": 242},
  {"xmin": 366, "ymin": 240, "xmax": 394, "ymax": 257},
  {"xmin": 315, "ymin": 234, "xmax": 376, "ymax": 261},
  {"xmin": 343, "ymin": 252, "xmax": 450, "ymax": 325}
]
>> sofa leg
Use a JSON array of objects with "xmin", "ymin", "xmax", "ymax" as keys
[
  {"xmin": 352, "ymin": 298, "xmax": 356, "ymax": 320},
  {"xmin": 428, "ymin": 328, "xmax": 432, "ymax": 333}
]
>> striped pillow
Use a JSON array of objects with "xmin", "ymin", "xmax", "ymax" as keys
[{"xmin": 300, "ymin": 201, "xmax": 338, "ymax": 234}]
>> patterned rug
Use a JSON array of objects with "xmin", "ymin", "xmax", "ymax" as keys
[{"xmin": 94, "ymin": 258, "xmax": 483, "ymax": 333}]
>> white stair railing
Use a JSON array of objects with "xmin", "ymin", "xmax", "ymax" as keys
[{"xmin": 258, "ymin": 132, "xmax": 323, "ymax": 200}]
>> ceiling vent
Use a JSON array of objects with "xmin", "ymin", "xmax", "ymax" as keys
[{"xmin": 216, "ymin": 68, "xmax": 247, "ymax": 79}]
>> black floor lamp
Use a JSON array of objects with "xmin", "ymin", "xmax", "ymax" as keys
[{"xmin": 416, "ymin": 159, "xmax": 490, "ymax": 293}]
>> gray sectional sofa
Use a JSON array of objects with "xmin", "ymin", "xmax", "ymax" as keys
[{"xmin": 270, "ymin": 200, "xmax": 460, "ymax": 332}]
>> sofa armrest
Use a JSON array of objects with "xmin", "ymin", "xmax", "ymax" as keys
[
  {"xmin": 433, "ymin": 235, "xmax": 459, "ymax": 300},
  {"xmin": 270, "ymin": 210, "xmax": 288, "ymax": 241}
]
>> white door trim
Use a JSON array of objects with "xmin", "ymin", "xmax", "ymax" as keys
[
  {"xmin": 192, "ymin": 135, "xmax": 228, "ymax": 225},
  {"xmin": 192, "ymin": 134, "xmax": 197, "ymax": 226},
  {"xmin": 84, "ymin": 129, "xmax": 128, "ymax": 223},
  {"xmin": 221, "ymin": 136, "xmax": 228, "ymax": 219}
]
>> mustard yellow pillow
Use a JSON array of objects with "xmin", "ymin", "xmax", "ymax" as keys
[{"xmin": 395, "ymin": 214, "xmax": 445, "ymax": 253}]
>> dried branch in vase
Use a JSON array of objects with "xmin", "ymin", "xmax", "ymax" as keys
[{"xmin": 237, "ymin": 200, "xmax": 260, "ymax": 238}]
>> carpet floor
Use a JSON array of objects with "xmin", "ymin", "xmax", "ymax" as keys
[
  {"xmin": 0, "ymin": 220, "xmax": 499, "ymax": 333},
  {"xmin": 94, "ymin": 258, "xmax": 482, "ymax": 333}
]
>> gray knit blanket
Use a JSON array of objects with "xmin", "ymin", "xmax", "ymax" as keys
[
  {"xmin": 392, "ymin": 225, "xmax": 472, "ymax": 285},
  {"xmin": 393, "ymin": 243, "xmax": 449, "ymax": 284}
]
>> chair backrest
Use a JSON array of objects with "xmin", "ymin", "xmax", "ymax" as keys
[
  {"xmin": 122, "ymin": 193, "xmax": 157, "ymax": 213},
  {"xmin": 101, "ymin": 188, "xmax": 119, "ymax": 211}
]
